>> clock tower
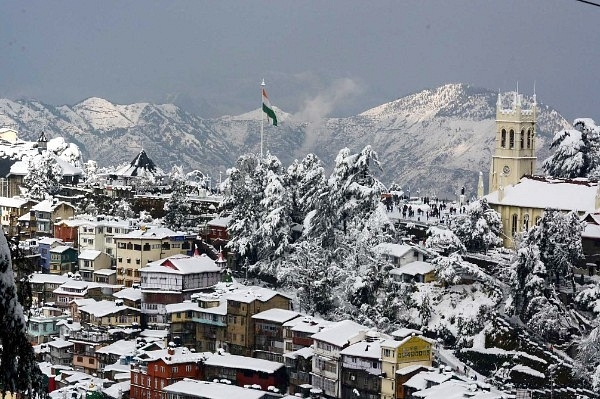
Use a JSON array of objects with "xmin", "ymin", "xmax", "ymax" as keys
[{"xmin": 489, "ymin": 90, "xmax": 537, "ymax": 193}]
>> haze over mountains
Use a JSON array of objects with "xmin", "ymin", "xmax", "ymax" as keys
[{"xmin": 0, "ymin": 83, "xmax": 570, "ymax": 198}]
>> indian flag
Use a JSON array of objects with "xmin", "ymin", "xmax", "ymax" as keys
[{"xmin": 262, "ymin": 88, "xmax": 278, "ymax": 126}]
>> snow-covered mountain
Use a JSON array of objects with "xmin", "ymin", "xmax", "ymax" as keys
[{"xmin": 0, "ymin": 84, "xmax": 570, "ymax": 197}]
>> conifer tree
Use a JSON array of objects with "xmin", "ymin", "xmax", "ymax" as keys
[{"xmin": 0, "ymin": 234, "xmax": 46, "ymax": 397}]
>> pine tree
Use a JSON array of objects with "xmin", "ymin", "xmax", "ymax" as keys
[
  {"xmin": 164, "ymin": 166, "xmax": 192, "ymax": 230},
  {"xmin": 23, "ymin": 152, "xmax": 62, "ymax": 200},
  {"xmin": 542, "ymin": 118, "xmax": 600, "ymax": 178},
  {"xmin": 451, "ymin": 198, "xmax": 502, "ymax": 253},
  {"xmin": 523, "ymin": 209, "xmax": 583, "ymax": 286},
  {"xmin": 0, "ymin": 234, "xmax": 46, "ymax": 397}
]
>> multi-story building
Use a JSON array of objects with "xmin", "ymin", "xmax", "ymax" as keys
[
  {"xmin": 284, "ymin": 346, "xmax": 314, "ymax": 396},
  {"xmin": 114, "ymin": 227, "xmax": 194, "ymax": 287},
  {"xmin": 310, "ymin": 320, "xmax": 368, "ymax": 398},
  {"xmin": 140, "ymin": 254, "xmax": 222, "ymax": 327},
  {"xmin": 78, "ymin": 249, "xmax": 112, "ymax": 281},
  {"xmin": 340, "ymin": 334, "xmax": 387, "ymax": 399},
  {"xmin": 380, "ymin": 329, "xmax": 434, "ymax": 399},
  {"xmin": 225, "ymin": 286, "xmax": 293, "ymax": 357},
  {"xmin": 0, "ymin": 196, "xmax": 37, "ymax": 236},
  {"xmin": 78, "ymin": 299, "xmax": 141, "ymax": 329},
  {"xmin": 374, "ymin": 243, "xmax": 428, "ymax": 267},
  {"xmin": 252, "ymin": 308, "xmax": 301, "ymax": 363},
  {"xmin": 203, "ymin": 353, "xmax": 288, "ymax": 392},
  {"xmin": 29, "ymin": 273, "xmax": 70, "ymax": 305},
  {"xmin": 161, "ymin": 379, "xmax": 269, "ymax": 399},
  {"xmin": 38, "ymin": 237, "xmax": 65, "ymax": 274},
  {"xmin": 283, "ymin": 317, "xmax": 333, "ymax": 355},
  {"xmin": 165, "ymin": 297, "xmax": 227, "ymax": 352},
  {"xmin": 130, "ymin": 346, "xmax": 205, "ymax": 399},
  {"xmin": 45, "ymin": 338, "xmax": 74, "ymax": 367},
  {"xmin": 29, "ymin": 198, "xmax": 76, "ymax": 237},
  {"xmin": 53, "ymin": 280, "xmax": 116, "ymax": 310},
  {"xmin": 49, "ymin": 245, "xmax": 78, "ymax": 275},
  {"xmin": 26, "ymin": 306, "xmax": 69, "ymax": 344},
  {"xmin": 69, "ymin": 329, "xmax": 114, "ymax": 375}
]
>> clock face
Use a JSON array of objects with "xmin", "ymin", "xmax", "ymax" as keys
[{"xmin": 503, "ymin": 165, "xmax": 511, "ymax": 175}]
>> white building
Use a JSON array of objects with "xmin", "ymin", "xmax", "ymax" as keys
[
  {"xmin": 140, "ymin": 254, "xmax": 222, "ymax": 325},
  {"xmin": 310, "ymin": 320, "xmax": 368, "ymax": 398}
]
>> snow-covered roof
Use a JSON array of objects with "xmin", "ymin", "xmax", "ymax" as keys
[
  {"xmin": 403, "ymin": 370, "xmax": 454, "ymax": 390},
  {"xmin": 0, "ymin": 197, "xmax": 33, "ymax": 208},
  {"xmin": 310, "ymin": 320, "xmax": 367, "ymax": 347},
  {"xmin": 47, "ymin": 338, "xmax": 74, "ymax": 349},
  {"xmin": 113, "ymin": 149, "xmax": 163, "ymax": 178},
  {"xmin": 94, "ymin": 268, "xmax": 116, "ymax": 276},
  {"xmin": 340, "ymin": 340, "xmax": 383, "ymax": 359},
  {"xmin": 396, "ymin": 364, "xmax": 429, "ymax": 376},
  {"xmin": 142, "ymin": 254, "xmax": 221, "ymax": 274},
  {"xmin": 410, "ymin": 378, "xmax": 503, "ymax": 398},
  {"xmin": 226, "ymin": 286, "xmax": 290, "ymax": 304},
  {"xmin": 50, "ymin": 245, "xmax": 75, "ymax": 254},
  {"xmin": 29, "ymin": 273, "xmax": 71, "ymax": 285},
  {"xmin": 103, "ymin": 381, "xmax": 130, "ymax": 399},
  {"xmin": 390, "ymin": 261, "xmax": 436, "ymax": 276},
  {"xmin": 95, "ymin": 339, "xmax": 137, "ymax": 356},
  {"xmin": 391, "ymin": 328, "xmax": 423, "ymax": 339},
  {"xmin": 283, "ymin": 346, "xmax": 314, "ymax": 360},
  {"xmin": 113, "ymin": 226, "xmax": 183, "ymax": 240},
  {"xmin": 136, "ymin": 347, "xmax": 208, "ymax": 364},
  {"xmin": 375, "ymin": 242, "xmax": 421, "ymax": 258},
  {"xmin": 207, "ymin": 216, "xmax": 231, "ymax": 228},
  {"xmin": 251, "ymin": 308, "xmax": 300, "ymax": 324},
  {"xmin": 113, "ymin": 287, "xmax": 142, "ymax": 301},
  {"xmin": 32, "ymin": 199, "xmax": 73, "ymax": 213},
  {"xmin": 485, "ymin": 176, "xmax": 599, "ymax": 212},
  {"xmin": 583, "ymin": 223, "xmax": 600, "ymax": 239},
  {"xmin": 79, "ymin": 300, "xmax": 137, "ymax": 317},
  {"xmin": 38, "ymin": 237, "xmax": 65, "ymax": 246},
  {"xmin": 165, "ymin": 300, "xmax": 227, "ymax": 315},
  {"xmin": 286, "ymin": 317, "xmax": 333, "ymax": 334},
  {"xmin": 162, "ymin": 379, "xmax": 266, "ymax": 399},
  {"xmin": 78, "ymin": 249, "xmax": 102, "ymax": 260},
  {"xmin": 204, "ymin": 353, "xmax": 284, "ymax": 373}
]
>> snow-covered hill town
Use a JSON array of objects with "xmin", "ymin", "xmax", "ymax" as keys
[{"xmin": 2, "ymin": 94, "xmax": 600, "ymax": 399}]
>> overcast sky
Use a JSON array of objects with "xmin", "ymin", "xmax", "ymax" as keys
[{"xmin": 1, "ymin": 0, "xmax": 599, "ymax": 121}]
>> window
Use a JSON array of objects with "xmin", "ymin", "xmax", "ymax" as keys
[
  {"xmin": 126, "ymin": 242, "xmax": 133, "ymax": 250},
  {"xmin": 527, "ymin": 129, "xmax": 532, "ymax": 148},
  {"xmin": 519, "ymin": 130, "xmax": 524, "ymax": 149},
  {"xmin": 511, "ymin": 214, "xmax": 518, "ymax": 235},
  {"xmin": 127, "ymin": 258, "xmax": 131, "ymax": 264},
  {"xmin": 136, "ymin": 258, "xmax": 141, "ymax": 265},
  {"xmin": 501, "ymin": 129, "xmax": 506, "ymax": 148},
  {"xmin": 143, "ymin": 243, "xmax": 151, "ymax": 251},
  {"xmin": 172, "ymin": 366, "xmax": 178, "ymax": 373},
  {"xmin": 134, "ymin": 244, "xmax": 142, "ymax": 251},
  {"xmin": 118, "ymin": 242, "xmax": 126, "ymax": 249},
  {"xmin": 509, "ymin": 129, "xmax": 515, "ymax": 148},
  {"xmin": 118, "ymin": 257, "xmax": 123, "ymax": 264},
  {"xmin": 523, "ymin": 214, "xmax": 530, "ymax": 231}
]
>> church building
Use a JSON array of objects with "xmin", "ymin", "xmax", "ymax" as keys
[{"xmin": 484, "ymin": 91, "xmax": 600, "ymax": 247}]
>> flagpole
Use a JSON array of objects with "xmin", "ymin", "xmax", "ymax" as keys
[{"xmin": 260, "ymin": 79, "xmax": 265, "ymax": 158}]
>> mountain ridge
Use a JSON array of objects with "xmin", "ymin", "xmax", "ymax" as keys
[{"xmin": 0, "ymin": 83, "xmax": 571, "ymax": 197}]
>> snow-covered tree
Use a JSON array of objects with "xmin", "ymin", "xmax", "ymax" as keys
[
  {"xmin": 523, "ymin": 209, "xmax": 584, "ymax": 285},
  {"xmin": 543, "ymin": 118, "xmax": 600, "ymax": 178},
  {"xmin": 113, "ymin": 199, "xmax": 135, "ymax": 219},
  {"xmin": 22, "ymin": 152, "xmax": 62, "ymax": 200},
  {"xmin": 307, "ymin": 146, "xmax": 386, "ymax": 248},
  {"xmin": 451, "ymin": 198, "xmax": 502, "ymax": 253},
  {"xmin": 164, "ymin": 166, "xmax": 192, "ymax": 230},
  {"xmin": 425, "ymin": 226, "xmax": 465, "ymax": 254},
  {"xmin": 0, "ymin": 234, "xmax": 46, "ymax": 397},
  {"xmin": 277, "ymin": 241, "xmax": 338, "ymax": 316},
  {"xmin": 576, "ymin": 326, "xmax": 600, "ymax": 392},
  {"xmin": 225, "ymin": 153, "xmax": 293, "ymax": 275},
  {"xmin": 507, "ymin": 244, "xmax": 546, "ymax": 317},
  {"xmin": 286, "ymin": 153, "xmax": 326, "ymax": 223},
  {"xmin": 82, "ymin": 160, "xmax": 99, "ymax": 186}
]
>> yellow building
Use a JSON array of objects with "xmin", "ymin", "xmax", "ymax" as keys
[
  {"xmin": 380, "ymin": 330, "xmax": 433, "ymax": 399},
  {"xmin": 488, "ymin": 91, "xmax": 537, "ymax": 194},
  {"xmin": 484, "ymin": 91, "xmax": 600, "ymax": 247},
  {"xmin": 113, "ymin": 227, "xmax": 194, "ymax": 287}
]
